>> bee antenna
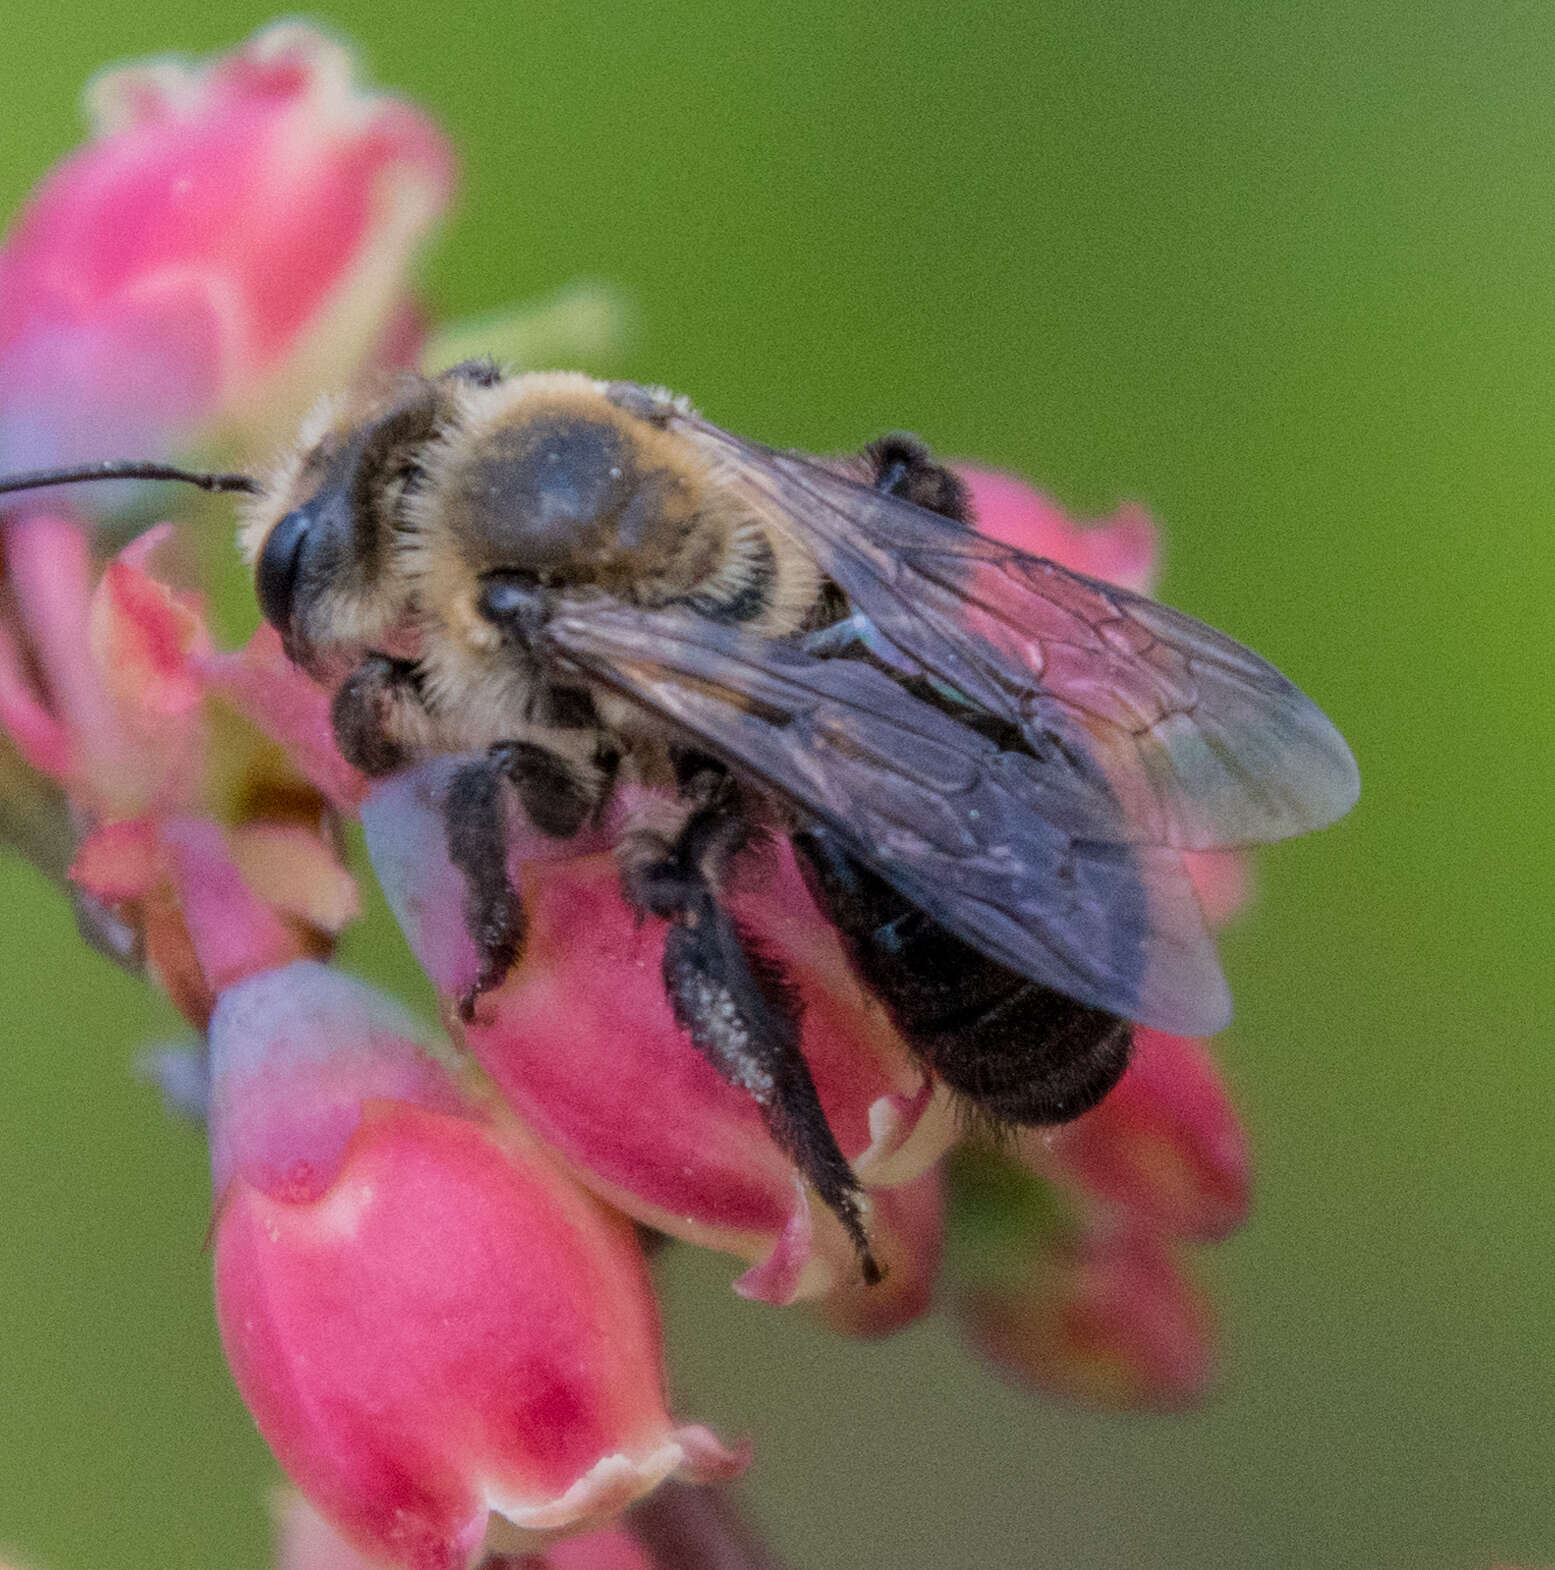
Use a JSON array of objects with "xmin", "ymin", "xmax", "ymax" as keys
[{"xmin": 0, "ymin": 460, "xmax": 260, "ymax": 498}]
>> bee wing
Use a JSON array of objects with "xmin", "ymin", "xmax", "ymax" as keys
[
  {"xmin": 674, "ymin": 417, "xmax": 1359, "ymax": 852},
  {"xmin": 545, "ymin": 603, "xmax": 1231, "ymax": 1036}
]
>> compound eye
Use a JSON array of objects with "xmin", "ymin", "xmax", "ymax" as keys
[{"xmin": 255, "ymin": 506, "xmax": 311, "ymax": 635}]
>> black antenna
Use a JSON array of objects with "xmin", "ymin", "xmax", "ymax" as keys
[{"xmin": 0, "ymin": 460, "xmax": 259, "ymax": 498}]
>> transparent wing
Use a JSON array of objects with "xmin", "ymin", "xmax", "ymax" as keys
[
  {"xmin": 545, "ymin": 602, "xmax": 1231, "ymax": 1036},
  {"xmin": 675, "ymin": 415, "xmax": 1359, "ymax": 852}
]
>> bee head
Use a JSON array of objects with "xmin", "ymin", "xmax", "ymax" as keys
[
  {"xmin": 240, "ymin": 373, "xmax": 472, "ymax": 675},
  {"xmin": 243, "ymin": 369, "xmax": 800, "ymax": 690}
]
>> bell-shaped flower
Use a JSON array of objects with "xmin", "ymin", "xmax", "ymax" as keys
[
  {"xmin": 0, "ymin": 21, "xmax": 453, "ymax": 485},
  {"xmin": 0, "ymin": 21, "xmax": 446, "ymax": 978},
  {"xmin": 211, "ymin": 961, "xmax": 741, "ymax": 1570},
  {"xmin": 362, "ymin": 762, "xmax": 958, "ymax": 1307},
  {"xmin": 1032, "ymin": 1027, "xmax": 1251, "ymax": 1242},
  {"xmin": 945, "ymin": 1144, "xmax": 1216, "ymax": 1410},
  {"xmin": 274, "ymin": 1489, "xmax": 660, "ymax": 1570},
  {"xmin": 940, "ymin": 1015, "xmax": 1246, "ymax": 1406},
  {"xmin": 924, "ymin": 464, "xmax": 1254, "ymax": 1403}
]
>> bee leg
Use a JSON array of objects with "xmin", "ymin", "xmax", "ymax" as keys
[
  {"xmin": 331, "ymin": 654, "xmax": 426, "ymax": 777},
  {"xmin": 445, "ymin": 741, "xmax": 598, "ymax": 1021},
  {"xmin": 800, "ymin": 436, "xmax": 974, "ymax": 664},
  {"xmin": 620, "ymin": 784, "xmax": 881, "ymax": 1284},
  {"xmin": 863, "ymin": 432, "xmax": 972, "ymax": 524},
  {"xmin": 444, "ymin": 756, "xmax": 524, "ymax": 1022}
]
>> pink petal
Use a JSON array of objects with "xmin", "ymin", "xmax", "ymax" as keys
[
  {"xmin": 69, "ymin": 816, "xmax": 161, "ymax": 901},
  {"xmin": 543, "ymin": 1526, "xmax": 659, "ymax": 1570},
  {"xmin": 229, "ymin": 821, "xmax": 360, "ymax": 934},
  {"xmin": 0, "ymin": 610, "xmax": 72, "ymax": 778},
  {"xmin": 0, "ymin": 519, "xmax": 210, "ymax": 814},
  {"xmin": 815, "ymin": 1168, "xmax": 945, "ymax": 1339},
  {"xmin": 91, "ymin": 526, "xmax": 211, "ymax": 721},
  {"xmin": 0, "ymin": 277, "xmax": 225, "ymax": 474},
  {"xmin": 208, "ymin": 961, "xmax": 469, "ymax": 1201},
  {"xmin": 1033, "ymin": 1028, "xmax": 1251, "ymax": 1242},
  {"xmin": 201, "ymin": 625, "xmax": 366, "ymax": 811},
  {"xmin": 273, "ymin": 1492, "xmax": 389, "ymax": 1570},
  {"xmin": 959, "ymin": 466, "xmax": 1158, "ymax": 593},
  {"xmin": 159, "ymin": 816, "xmax": 314, "ymax": 1004},
  {"xmin": 4, "ymin": 513, "xmax": 134, "ymax": 796},
  {"xmin": 959, "ymin": 1220, "xmax": 1216, "ymax": 1411},
  {"xmin": 458, "ymin": 853, "xmax": 817, "ymax": 1260}
]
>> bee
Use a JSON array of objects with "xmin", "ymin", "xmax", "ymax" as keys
[{"xmin": 0, "ymin": 363, "xmax": 1358, "ymax": 1279}]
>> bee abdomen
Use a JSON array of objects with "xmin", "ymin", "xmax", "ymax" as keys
[{"xmin": 793, "ymin": 828, "xmax": 1132, "ymax": 1125}]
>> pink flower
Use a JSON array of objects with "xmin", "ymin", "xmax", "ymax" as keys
[
  {"xmin": 966, "ymin": 1218, "xmax": 1215, "ymax": 1412},
  {"xmin": 1033, "ymin": 1027, "xmax": 1251, "ymax": 1242},
  {"xmin": 959, "ymin": 465, "xmax": 1158, "ymax": 594},
  {"xmin": 212, "ymin": 963, "xmax": 741, "ymax": 1570},
  {"xmin": 355, "ymin": 465, "xmax": 1254, "ymax": 1333},
  {"xmin": 896, "ymin": 470, "xmax": 1261, "ymax": 1406},
  {"xmin": 0, "ymin": 25, "xmax": 1292, "ymax": 1541},
  {"xmin": 0, "ymin": 521, "xmax": 356, "ymax": 1024},
  {"xmin": 0, "ymin": 517, "xmax": 341, "ymax": 822},
  {"xmin": 0, "ymin": 22, "xmax": 452, "ymax": 482},
  {"xmin": 942, "ymin": 1027, "xmax": 1246, "ymax": 1408},
  {"xmin": 0, "ymin": 522, "xmax": 207, "ymax": 820},
  {"xmin": 945, "ymin": 1145, "xmax": 1215, "ymax": 1410},
  {"xmin": 0, "ymin": 21, "xmax": 445, "ymax": 1012},
  {"xmin": 928, "ymin": 467, "xmax": 1257, "ymax": 1407},
  {"xmin": 275, "ymin": 1491, "xmax": 658, "ymax": 1570},
  {"xmin": 363, "ymin": 761, "xmax": 957, "ymax": 1306}
]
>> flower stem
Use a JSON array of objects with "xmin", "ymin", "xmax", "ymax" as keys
[{"xmin": 629, "ymin": 1481, "xmax": 793, "ymax": 1570}]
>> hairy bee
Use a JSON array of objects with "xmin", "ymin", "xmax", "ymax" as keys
[{"xmin": 0, "ymin": 363, "xmax": 1358, "ymax": 1279}]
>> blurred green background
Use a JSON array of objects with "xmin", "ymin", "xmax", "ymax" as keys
[{"xmin": 0, "ymin": 2, "xmax": 1550, "ymax": 1567}]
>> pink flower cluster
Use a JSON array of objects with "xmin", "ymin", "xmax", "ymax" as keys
[{"xmin": 0, "ymin": 24, "xmax": 1253, "ymax": 1569}]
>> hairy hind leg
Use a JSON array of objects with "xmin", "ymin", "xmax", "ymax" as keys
[{"xmin": 618, "ymin": 773, "xmax": 881, "ymax": 1284}]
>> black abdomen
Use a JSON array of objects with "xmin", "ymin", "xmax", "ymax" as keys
[{"xmin": 794, "ymin": 826, "xmax": 1132, "ymax": 1125}]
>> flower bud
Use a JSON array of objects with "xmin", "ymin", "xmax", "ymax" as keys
[
  {"xmin": 0, "ymin": 24, "xmax": 453, "ymax": 482},
  {"xmin": 946, "ymin": 1144, "xmax": 1216, "ymax": 1411},
  {"xmin": 959, "ymin": 465, "xmax": 1158, "ymax": 593},
  {"xmin": 37, "ymin": 529, "xmax": 359, "ymax": 1024},
  {"xmin": 1033, "ymin": 1028, "xmax": 1251, "ymax": 1241},
  {"xmin": 211, "ymin": 962, "xmax": 740, "ymax": 1570}
]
